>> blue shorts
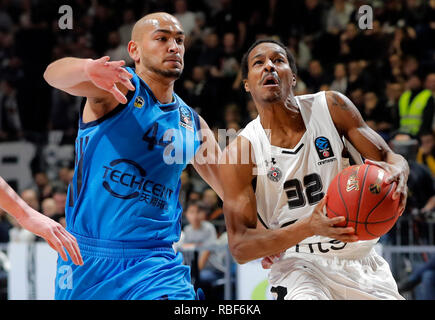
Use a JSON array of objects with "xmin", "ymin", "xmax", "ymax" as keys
[{"xmin": 54, "ymin": 232, "xmax": 196, "ymax": 300}]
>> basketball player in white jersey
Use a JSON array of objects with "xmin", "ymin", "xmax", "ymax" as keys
[{"xmin": 219, "ymin": 39, "xmax": 409, "ymax": 299}]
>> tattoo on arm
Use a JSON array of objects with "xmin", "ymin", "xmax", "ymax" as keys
[{"xmin": 330, "ymin": 92, "xmax": 349, "ymax": 111}]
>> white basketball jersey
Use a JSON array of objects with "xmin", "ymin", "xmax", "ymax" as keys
[{"xmin": 239, "ymin": 91, "xmax": 378, "ymax": 258}]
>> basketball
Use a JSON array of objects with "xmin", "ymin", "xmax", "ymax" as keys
[{"xmin": 326, "ymin": 164, "xmax": 401, "ymax": 241}]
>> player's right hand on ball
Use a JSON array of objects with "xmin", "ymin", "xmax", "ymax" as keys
[
  {"xmin": 307, "ymin": 196, "xmax": 359, "ymax": 243},
  {"xmin": 84, "ymin": 56, "xmax": 135, "ymax": 104}
]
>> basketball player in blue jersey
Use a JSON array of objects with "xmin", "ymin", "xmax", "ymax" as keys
[{"xmin": 43, "ymin": 12, "xmax": 222, "ymax": 300}]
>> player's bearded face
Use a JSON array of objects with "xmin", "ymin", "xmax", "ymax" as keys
[
  {"xmin": 245, "ymin": 43, "xmax": 294, "ymax": 104},
  {"xmin": 140, "ymin": 23, "xmax": 185, "ymax": 79}
]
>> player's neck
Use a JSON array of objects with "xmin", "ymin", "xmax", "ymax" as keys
[
  {"xmin": 258, "ymin": 98, "xmax": 303, "ymax": 131},
  {"xmin": 136, "ymin": 68, "xmax": 175, "ymax": 104},
  {"xmin": 258, "ymin": 98, "xmax": 306, "ymax": 148}
]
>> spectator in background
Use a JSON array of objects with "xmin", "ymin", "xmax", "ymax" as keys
[
  {"xmin": 181, "ymin": 65, "xmax": 218, "ymax": 120},
  {"xmin": 302, "ymin": 60, "xmax": 330, "ymax": 93},
  {"xmin": 20, "ymin": 189, "xmax": 39, "ymax": 212},
  {"xmin": 338, "ymin": 23, "xmax": 365, "ymax": 61},
  {"xmin": 399, "ymin": 255, "xmax": 435, "ymax": 300},
  {"xmin": 298, "ymin": 0, "xmax": 325, "ymax": 38},
  {"xmin": 105, "ymin": 31, "xmax": 133, "ymax": 66},
  {"xmin": 118, "ymin": 9, "xmax": 136, "ymax": 46},
  {"xmin": 286, "ymin": 35, "xmax": 311, "ymax": 71},
  {"xmin": 402, "ymin": 55, "xmax": 420, "ymax": 79},
  {"xmin": 346, "ymin": 60, "xmax": 368, "ymax": 94},
  {"xmin": 361, "ymin": 91, "xmax": 390, "ymax": 135},
  {"xmin": 293, "ymin": 75, "xmax": 308, "ymax": 96},
  {"xmin": 180, "ymin": 170, "xmax": 193, "ymax": 210},
  {"xmin": 386, "ymin": 54, "xmax": 405, "ymax": 83},
  {"xmin": 243, "ymin": 98, "xmax": 259, "ymax": 125},
  {"xmin": 390, "ymin": 133, "xmax": 435, "ymax": 216},
  {"xmin": 384, "ymin": 82, "xmax": 403, "ymax": 132},
  {"xmin": 417, "ymin": 131, "xmax": 435, "ymax": 177},
  {"xmin": 202, "ymin": 187, "xmax": 225, "ymax": 234},
  {"xmin": 0, "ymin": 79, "xmax": 22, "ymax": 142},
  {"xmin": 348, "ymin": 87, "xmax": 365, "ymax": 112},
  {"xmin": 383, "ymin": 132, "xmax": 435, "ymax": 247},
  {"xmin": 57, "ymin": 167, "xmax": 73, "ymax": 190},
  {"xmin": 33, "ymin": 171, "xmax": 53, "ymax": 203},
  {"xmin": 0, "ymin": 209, "xmax": 12, "ymax": 243},
  {"xmin": 197, "ymin": 31, "xmax": 221, "ymax": 70},
  {"xmin": 178, "ymin": 200, "xmax": 223, "ymax": 298},
  {"xmin": 222, "ymin": 103, "xmax": 241, "ymax": 132},
  {"xmin": 49, "ymin": 90, "xmax": 80, "ymax": 144},
  {"xmin": 52, "ymin": 184, "xmax": 67, "ymax": 221},
  {"xmin": 398, "ymin": 73, "xmax": 434, "ymax": 137},
  {"xmin": 361, "ymin": 20, "xmax": 390, "ymax": 61},
  {"xmin": 212, "ymin": 32, "xmax": 240, "ymax": 80},
  {"xmin": 189, "ymin": 11, "xmax": 210, "ymax": 47},
  {"xmin": 174, "ymin": 0, "xmax": 197, "ymax": 37},
  {"xmin": 326, "ymin": 0, "xmax": 354, "ymax": 35},
  {"xmin": 329, "ymin": 63, "xmax": 348, "ymax": 94},
  {"xmin": 41, "ymin": 198, "xmax": 57, "ymax": 218},
  {"xmin": 212, "ymin": 0, "xmax": 246, "ymax": 50},
  {"xmin": 90, "ymin": 4, "xmax": 117, "ymax": 56}
]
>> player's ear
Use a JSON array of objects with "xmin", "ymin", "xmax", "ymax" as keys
[
  {"xmin": 128, "ymin": 40, "xmax": 140, "ymax": 63},
  {"xmin": 243, "ymin": 79, "xmax": 250, "ymax": 93},
  {"xmin": 292, "ymin": 74, "xmax": 297, "ymax": 88}
]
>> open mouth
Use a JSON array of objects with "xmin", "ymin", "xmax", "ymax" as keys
[{"xmin": 262, "ymin": 75, "xmax": 279, "ymax": 87}]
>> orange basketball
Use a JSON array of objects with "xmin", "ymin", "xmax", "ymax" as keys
[{"xmin": 326, "ymin": 164, "xmax": 400, "ymax": 240}]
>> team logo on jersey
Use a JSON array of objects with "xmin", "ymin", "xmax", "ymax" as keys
[
  {"xmin": 179, "ymin": 106, "xmax": 193, "ymax": 131},
  {"xmin": 101, "ymin": 159, "xmax": 173, "ymax": 211},
  {"xmin": 267, "ymin": 166, "xmax": 282, "ymax": 182},
  {"xmin": 133, "ymin": 96, "xmax": 144, "ymax": 108},
  {"xmin": 315, "ymin": 136, "xmax": 334, "ymax": 160}
]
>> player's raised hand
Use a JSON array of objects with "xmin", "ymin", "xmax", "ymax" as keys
[
  {"xmin": 307, "ymin": 196, "xmax": 359, "ymax": 243},
  {"xmin": 17, "ymin": 211, "xmax": 83, "ymax": 266},
  {"xmin": 364, "ymin": 159, "xmax": 408, "ymax": 216},
  {"xmin": 84, "ymin": 56, "xmax": 135, "ymax": 104}
]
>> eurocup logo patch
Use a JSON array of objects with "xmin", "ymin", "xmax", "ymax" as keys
[
  {"xmin": 179, "ymin": 106, "xmax": 193, "ymax": 131},
  {"xmin": 267, "ymin": 166, "xmax": 282, "ymax": 182},
  {"xmin": 315, "ymin": 136, "xmax": 334, "ymax": 160}
]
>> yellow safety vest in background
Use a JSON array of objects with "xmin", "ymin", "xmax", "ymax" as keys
[{"xmin": 399, "ymin": 89, "xmax": 433, "ymax": 136}]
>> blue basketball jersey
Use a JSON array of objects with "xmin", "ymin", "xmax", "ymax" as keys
[{"xmin": 65, "ymin": 67, "xmax": 202, "ymax": 244}]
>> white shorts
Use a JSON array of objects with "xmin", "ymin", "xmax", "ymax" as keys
[{"xmin": 268, "ymin": 249, "xmax": 404, "ymax": 300}]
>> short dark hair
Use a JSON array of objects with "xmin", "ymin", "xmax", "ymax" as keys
[{"xmin": 241, "ymin": 39, "xmax": 297, "ymax": 80}]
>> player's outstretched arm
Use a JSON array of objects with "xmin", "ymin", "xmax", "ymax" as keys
[
  {"xmin": 192, "ymin": 115, "xmax": 224, "ymax": 200},
  {"xmin": 0, "ymin": 177, "xmax": 83, "ymax": 265},
  {"xmin": 43, "ymin": 56, "xmax": 135, "ymax": 104},
  {"xmin": 219, "ymin": 136, "xmax": 357, "ymax": 264},
  {"xmin": 326, "ymin": 91, "xmax": 410, "ymax": 215}
]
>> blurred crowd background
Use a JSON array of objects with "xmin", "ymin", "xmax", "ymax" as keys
[{"xmin": 0, "ymin": 0, "xmax": 435, "ymax": 300}]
